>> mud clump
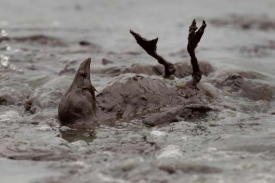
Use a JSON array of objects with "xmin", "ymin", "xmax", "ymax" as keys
[
  {"xmin": 213, "ymin": 73, "xmax": 274, "ymax": 101},
  {"xmin": 143, "ymin": 104, "xmax": 213, "ymax": 127},
  {"xmin": 0, "ymin": 35, "xmax": 68, "ymax": 47}
]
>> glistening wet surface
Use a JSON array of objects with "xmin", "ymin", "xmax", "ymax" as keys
[{"xmin": 1, "ymin": 0, "xmax": 275, "ymax": 182}]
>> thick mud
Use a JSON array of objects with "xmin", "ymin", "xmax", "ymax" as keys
[{"xmin": 1, "ymin": 0, "xmax": 275, "ymax": 183}]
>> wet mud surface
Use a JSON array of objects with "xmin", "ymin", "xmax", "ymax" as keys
[{"xmin": 1, "ymin": 0, "xmax": 275, "ymax": 182}]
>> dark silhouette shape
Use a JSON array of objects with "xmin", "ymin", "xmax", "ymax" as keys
[
  {"xmin": 187, "ymin": 20, "xmax": 207, "ymax": 84},
  {"xmin": 58, "ymin": 58, "xmax": 97, "ymax": 126},
  {"xmin": 130, "ymin": 30, "xmax": 175, "ymax": 78}
]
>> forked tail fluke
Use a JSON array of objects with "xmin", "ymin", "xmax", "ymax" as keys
[
  {"xmin": 130, "ymin": 30, "xmax": 175, "ymax": 78},
  {"xmin": 187, "ymin": 20, "xmax": 207, "ymax": 85}
]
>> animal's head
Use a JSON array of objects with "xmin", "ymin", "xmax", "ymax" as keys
[
  {"xmin": 70, "ymin": 58, "xmax": 96, "ymax": 93},
  {"xmin": 59, "ymin": 58, "xmax": 97, "ymax": 127}
]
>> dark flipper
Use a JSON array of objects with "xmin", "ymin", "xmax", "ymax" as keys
[
  {"xmin": 130, "ymin": 30, "xmax": 175, "ymax": 78},
  {"xmin": 187, "ymin": 20, "xmax": 207, "ymax": 85}
]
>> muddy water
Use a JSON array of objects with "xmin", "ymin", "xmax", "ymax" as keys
[{"xmin": 1, "ymin": 0, "xmax": 275, "ymax": 182}]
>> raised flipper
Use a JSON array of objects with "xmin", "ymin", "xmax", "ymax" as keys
[
  {"xmin": 187, "ymin": 20, "xmax": 207, "ymax": 85},
  {"xmin": 130, "ymin": 30, "xmax": 175, "ymax": 78}
]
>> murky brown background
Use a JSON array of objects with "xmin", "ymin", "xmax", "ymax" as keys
[{"xmin": 1, "ymin": 0, "xmax": 275, "ymax": 182}]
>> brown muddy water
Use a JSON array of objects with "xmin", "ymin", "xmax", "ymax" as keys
[{"xmin": 1, "ymin": 0, "xmax": 275, "ymax": 182}]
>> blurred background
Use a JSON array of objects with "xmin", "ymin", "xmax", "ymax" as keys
[{"xmin": 1, "ymin": 0, "xmax": 275, "ymax": 54}]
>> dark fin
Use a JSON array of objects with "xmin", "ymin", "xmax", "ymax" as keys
[
  {"xmin": 188, "ymin": 20, "xmax": 207, "ymax": 52},
  {"xmin": 188, "ymin": 19, "xmax": 198, "ymax": 43},
  {"xmin": 187, "ymin": 20, "xmax": 207, "ymax": 85},
  {"xmin": 130, "ymin": 30, "xmax": 175, "ymax": 78},
  {"xmin": 130, "ymin": 30, "xmax": 158, "ymax": 56}
]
